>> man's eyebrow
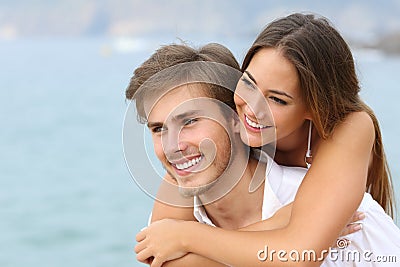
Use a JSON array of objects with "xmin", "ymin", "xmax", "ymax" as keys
[
  {"xmin": 174, "ymin": 110, "xmax": 203, "ymax": 120},
  {"xmin": 147, "ymin": 110, "xmax": 203, "ymax": 128},
  {"xmin": 147, "ymin": 121, "xmax": 163, "ymax": 128},
  {"xmin": 244, "ymin": 70, "xmax": 257, "ymax": 85}
]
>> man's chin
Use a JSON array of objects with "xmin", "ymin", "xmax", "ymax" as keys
[
  {"xmin": 178, "ymin": 188, "xmax": 196, "ymax": 198},
  {"xmin": 178, "ymin": 182, "xmax": 215, "ymax": 198}
]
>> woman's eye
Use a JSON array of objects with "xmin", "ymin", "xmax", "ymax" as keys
[
  {"xmin": 270, "ymin": 96, "xmax": 287, "ymax": 105},
  {"xmin": 240, "ymin": 77, "xmax": 256, "ymax": 89}
]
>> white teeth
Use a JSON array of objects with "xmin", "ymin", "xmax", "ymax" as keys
[
  {"xmin": 175, "ymin": 156, "xmax": 202, "ymax": 170},
  {"xmin": 245, "ymin": 115, "xmax": 268, "ymax": 129}
]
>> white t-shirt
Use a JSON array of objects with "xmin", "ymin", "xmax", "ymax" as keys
[
  {"xmin": 193, "ymin": 154, "xmax": 400, "ymax": 266},
  {"xmin": 194, "ymin": 155, "xmax": 307, "ymax": 224}
]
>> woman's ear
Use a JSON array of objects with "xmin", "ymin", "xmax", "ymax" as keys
[{"xmin": 304, "ymin": 110, "xmax": 313, "ymax": 121}]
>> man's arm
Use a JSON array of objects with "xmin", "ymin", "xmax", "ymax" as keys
[{"xmin": 150, "ymin": 174, "xmax": 196, "ymax": 223}]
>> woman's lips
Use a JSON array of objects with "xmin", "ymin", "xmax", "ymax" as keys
[{"xmin": 244, "ymin": 114, "xmax": 272, "ymax": 132}]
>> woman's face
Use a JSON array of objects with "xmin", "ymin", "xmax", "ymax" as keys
[{"xmin": 234, "ymin": 48, "xmax": 311, "ymax": 148}]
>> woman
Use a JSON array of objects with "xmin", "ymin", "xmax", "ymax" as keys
[{"xmin": 135, "ymin": 13, "xmax": 398, "ymax": 266}]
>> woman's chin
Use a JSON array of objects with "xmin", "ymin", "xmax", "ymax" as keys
[{"xmin": 240, "ymin": 130, "xmax": 262, "ymax": 147}]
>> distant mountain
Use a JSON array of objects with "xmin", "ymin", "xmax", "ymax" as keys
[{"xmin": 363, "ymin": 32, "xmax": 400, "ymax": 54}]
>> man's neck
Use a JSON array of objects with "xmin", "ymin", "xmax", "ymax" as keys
[{"xmin": 199, "ymin": 157, "xmax": 266, "ymax": 230}]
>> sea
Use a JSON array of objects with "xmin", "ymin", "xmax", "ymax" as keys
[{"xmin": 0, "ymin": 36, "xmax": 399, "ymax": 267}]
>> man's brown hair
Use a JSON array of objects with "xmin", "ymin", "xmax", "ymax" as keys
[{"xmin": 126, "ymin": 43, "xmax": 240, "ymax": 123}]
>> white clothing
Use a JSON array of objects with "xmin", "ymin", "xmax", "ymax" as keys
[
  {"xmin": 194, "ymin": 154, "xmax": 400, "ymax": 266},
  {"xmin": 194, "ymin": 155, "xmax": 307, "ymax": 225},
  {"xmin": 323, "ymin": 192, "xmax": 400, "ymax": 266}
]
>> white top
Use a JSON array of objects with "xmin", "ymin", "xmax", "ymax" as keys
[
  {"xmin": 194, "ymin": 155, "xmax": 307, "ymax": 225},
  {"xmin": 193, "ymin": 153, "xmax": 400, "ymax": 266},
  {"xmin": 323, "ymin": 192, "xmax": 400, "ymax": 266}
]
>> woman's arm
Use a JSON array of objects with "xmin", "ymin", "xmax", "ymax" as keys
[
  {"xmin": 138, "ymin": 203, "xmax": 363, "ymax": 266},
  {"xmin": 138, "ymin": 200, "xmax": 292, "ymax": 267},
  {"xmin": 155, "ymin": 206, "xmax": 292, "ymax": 267},
  {"xmin": 137, "ymin": 112, "xmax": 374, "ymax": 267}
]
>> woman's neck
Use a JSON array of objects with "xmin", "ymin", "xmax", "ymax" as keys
[{"xmin": 274, "ymin": 121, "xmax": 319, "ymax": 167}]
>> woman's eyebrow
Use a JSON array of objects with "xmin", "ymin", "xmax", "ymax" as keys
[
  {"xmin": 245, "ymin": 70, "xmax": 294, "ymax": 99},
  {"xmin": 244, "ymin": 70, "xmax": 257, "ymax": 85},
  {"xmin": 269, "ymin": 89, "xmax": 294, "ymax": 99}
]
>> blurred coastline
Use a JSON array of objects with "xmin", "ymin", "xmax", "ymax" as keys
[{"xmin": 1, "ymin": 0, "xmax": 400, "ymax": 54}]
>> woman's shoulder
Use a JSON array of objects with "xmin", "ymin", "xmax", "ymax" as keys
[
  {"xmin": 343, "ymin": 111, "xmax": 373, "ymax": 125},
  {"xmin": 332, "ymin": 111, "xmax": 374, "ymax": 141},
  {"xmin": 315, "ymin": 111, "xmax": 375, "ymax": 156}
]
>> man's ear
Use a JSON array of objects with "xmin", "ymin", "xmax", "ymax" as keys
[{"xmin": 232, "ymin": 114, "xmax": 241, "ymax": 133}]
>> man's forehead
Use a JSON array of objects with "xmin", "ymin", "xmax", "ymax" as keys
[
  {"xmin": 148, "ymin": 98, "xmax": 225, "ymax": 125},
  {"xmin": 144, "ymin": 84, "xmax": 213, "ymax": 118},
  {"xmin": 179, "ymin": 99, "xmax": 225, "ymax": 116}
]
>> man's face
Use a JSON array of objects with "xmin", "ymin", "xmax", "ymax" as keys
[{"xmin": 146, "ymin": 84, "xmax": 233, "ymax": 197}]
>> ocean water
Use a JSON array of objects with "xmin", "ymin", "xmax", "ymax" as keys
[{"xmin": 0, "ymin": 37, "xmax": 399, "ymax": 267}]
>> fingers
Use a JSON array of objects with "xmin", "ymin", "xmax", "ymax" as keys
[
  {"xmin": 136, "ymin": 229, "xmax": 146, "ymax": 242},
  {"xmin": 339, "ymin": 211, "xmax": 365, "ymax": 237},
  {"xmin": 134, "ymin": 239, "xmax": 146, "ymax": 254},
  {"xmin": 144, "ymin": 256, "xmax": 154, "ymax": 265},
  {"xmin": 151, "ymin": 257, "xmax": 163, "ymax": 267},
  {"xmin": 340, "ymin": 222, "xmax": 363, "ymax": 236},
  {"xmin": 135, "ymin": 243, "xmax": 165, "ymax": 267},
  {"xmin": 136, "ymin": 248, "xmax": 154, "ymax": 263},
  {"xmin": 349, "ymin": 211, "xmax": 365, "ymax": 224}
]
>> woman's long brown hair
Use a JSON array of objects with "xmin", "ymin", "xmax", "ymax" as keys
[{"xmin": 242, "ymin": 13, "xmax": 395, "ymax": 217}]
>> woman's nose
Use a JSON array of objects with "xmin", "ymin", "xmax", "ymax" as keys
[{"xmin": 244, "ymin": 97, "xmax": 270, "ymax": 121}]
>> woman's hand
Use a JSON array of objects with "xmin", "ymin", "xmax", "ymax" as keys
[
  {"xmin": 332, "ymin": 211, "xmax": 365, "ymax": 248},
  {"xmin": 135, "ymin": 219, "xmax": 190, "ymax": 267},
  {"xmin": 339, "ymin": 211, "xmax": 365, "ymax": 237}
]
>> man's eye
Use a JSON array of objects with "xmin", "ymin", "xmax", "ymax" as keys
[
  {"xmin": 151, "ymin": 126, "xmax": 166, "ymax": 133},
  {"xmin": 184, "ymin": 118, "xmax": 198, "ymax": 126}
]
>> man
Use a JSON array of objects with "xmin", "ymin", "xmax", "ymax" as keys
[
  {"xmin": 125, "ymin": 43, "xmax": 307, "ymax": 266},
  {"xmin": 125, "ymin": 43, "xmax": 359, "ymax": 266}
]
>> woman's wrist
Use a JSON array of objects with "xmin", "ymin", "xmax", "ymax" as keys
[{"xmin": 180, "ymin": 220, "xmax": 197, "ymax": 252}]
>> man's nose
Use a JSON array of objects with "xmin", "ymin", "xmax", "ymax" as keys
[{"xmin": 162, "ymin": 127, "xmax": 188, "ymax": 156}]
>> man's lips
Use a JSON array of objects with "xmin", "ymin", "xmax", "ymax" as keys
[
  {"xmin": 175, "ymin": 156, "xmax": 202, "ymax": 170},
  {"xmin": 169, "ymin": 155, "xmax": 203, "ymax": 171}
]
